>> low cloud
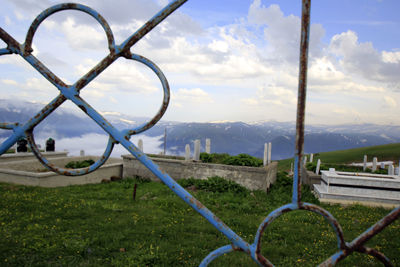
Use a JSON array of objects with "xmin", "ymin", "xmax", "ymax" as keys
[{"xmin": 34, "ymin": 133, "xmax": 165, "ymax": 158}]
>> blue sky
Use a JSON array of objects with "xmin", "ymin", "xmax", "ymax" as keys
[{"xmin": 1, "ymin": 0, "xmax": 400, "ymax": 125}]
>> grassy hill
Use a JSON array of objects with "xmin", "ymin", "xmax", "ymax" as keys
[{"xmin": 278, "ymin": 143, "xmax": 400, "ymax": 171}]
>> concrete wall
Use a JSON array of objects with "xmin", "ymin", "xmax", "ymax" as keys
[
  {"xmin": 0, "ymin": 155, "xmax": 121, "ymax": 172},
  {"xmin": 122, "ymin": 155, "xmax": 278, "ymax": 191},
  {"xmin": 0, "ymin": 151, "xmax": 68, "ymax": 163},
  {"xmin": 0, "ymin": 156, "xmax": 122, "ymax": 187},
  {"xmin": 301, "ymin": 166, "xmax": 321, "ymax": 186}
]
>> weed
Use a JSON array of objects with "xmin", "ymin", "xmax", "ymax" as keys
[{"xmin": 65, "ymin": 159, "xmax": 95, "ymax": 169}]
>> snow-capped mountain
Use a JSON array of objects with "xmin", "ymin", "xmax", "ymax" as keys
[{"xmin": 1, "ymin": 99, "xmax": 399, "ymax": 160}]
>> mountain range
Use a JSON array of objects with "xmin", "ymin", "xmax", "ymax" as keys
[{"xmin": 1, "ymin": 99, "xmax": 399, "ymax": 160}]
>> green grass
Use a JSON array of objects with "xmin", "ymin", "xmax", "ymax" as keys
[
  {"xmin": 278, "ymin": 143, "xmax": 400, "ymax": 171},
  {"xmin": 1, "ymin": 175, "xmax": 399, "ymax": 266}
]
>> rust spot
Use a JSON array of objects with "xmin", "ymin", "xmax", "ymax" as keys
[
  {"xmin": 78, "ymin": 105, "xmax": 87, "ymax": 114},
  {"xmin": 230, "ymin": 244, "xmax": 243, "ymax": 252}
]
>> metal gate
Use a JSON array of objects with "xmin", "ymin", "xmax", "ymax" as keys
[{"xmin": 0, "ymin": 1, "xmax": 398, "ymax": 265}]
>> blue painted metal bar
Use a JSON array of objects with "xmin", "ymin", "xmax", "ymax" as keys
[
  {"xmin": 199, "ymin": 245, "xmax": 237, "ymax": 267},
  {"xmin": 0, "ymin": 0, "xmax": 398, "ymax": 266},
  {"xmin": 119, "ymin": 0, "xmax": 188, "ymax": 52},
  {"xmin": 0, "ymin": 48, "xmax": 11, "ymax": 55}
]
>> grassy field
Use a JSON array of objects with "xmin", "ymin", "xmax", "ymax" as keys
[
  {"xmin": 278, "ymin": 143, "xmax": 400, "ymax": 171},
  {"xmin": 1, "ymin": 175, "xmax": 399, "ymax": 266}
]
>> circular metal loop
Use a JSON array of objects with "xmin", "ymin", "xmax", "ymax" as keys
[
  {"xmin": 26, "ymin": 131, "xmax": 115, "ymax": 176},
  {"xmin": 24, "ymin": 3, "xmax": 116, "ymax": 55},
  {"xmin": 124, "ymin": 53, "xmax": 170, "ymax": 136},
  {"xmin": 356, "ymin": 246, "xmax": 393, "ymax": 266},
  {"xmin": 199, "ymin": 245, "xmax": 236, "ymax": 267},
  {"xmin": 253, "ymin": 202, "xmax": 347, "ymax": 265}
]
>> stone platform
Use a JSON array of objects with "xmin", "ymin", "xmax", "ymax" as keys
[
  {"xmin": 0, "ymin": 153, "xmax": 122, "ymax": 187},
  {"xmin": 313, "ymin": 170, "xmax": 400, "ymax": 207}
]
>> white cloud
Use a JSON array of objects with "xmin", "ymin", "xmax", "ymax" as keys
[
  {"xmin": 383, "ymin": 96, "xmax": 397, "ymax": 108},
  {"xmin": 4, "ymin": 16, "xmax": 12, "ymax": 26},
  {"xmin": 329, "ymin": 30, "xmax": 400, "ymax": 84},
  {"xmin": 208, "ymin": 40, "xmax": 229, "ymax": 53},
  {"xmin": 1, "ymin": 79, "xmax": 18, "ymax": 85},
  {"xmin": 172, "ymin": 88, "xmax": 213, "ymax": 106},
  {"xmin": 382, "ymin": 51, "xmax": 400, "ymax": 64},
  {"xmin": 37, "ymin": 133, "xmax": 164, "ymax": 157},
  {"xmin": 1, "ymin": 0, "xmax": 400, "ymax": 125},
  {"xmin": 60, "ymin": 17, "xmax": 107, "ymax": 51},
  {"xmin": 75, "ymin": 58, "xmax": 160, "ymax": 95}
]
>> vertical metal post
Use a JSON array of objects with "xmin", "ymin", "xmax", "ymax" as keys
[{"xmin": 293, "ymin": 0, "xmax": 311, "ymax": 204}]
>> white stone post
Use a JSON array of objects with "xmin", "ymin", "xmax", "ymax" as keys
[
  {"xmin": 80, "ymin": 150, "xmax": 85, "ymax": 156},
  {"xmin": 389, "ymin": 165, "xmax": 394, "ymax": 175},
  {"xmin": 205, "ymin": 138, "xmax": 211, "ymax": 154},
  {"xmin": 310, "ymin": 153, "xmax": 313, "ymax": 163},
  {"xmin": 290, "ymin": 162, "xmax": 293, "ymax": 174},
  {"xmin": 12, "ymin": 144, "xmax": 17, "ymax": 153},
  {"xmin": 138, "ymin": 139, "xmax": 143, "ymax": 152},
  {"xmin": 268, "ymin": 142, "xmax": 272, "ymax": 164},
  {"xmin": 395, "ymin": 167, "xmax": 399, "ymax": 176},
  {"xmin": 372, "ymin": 157, "xmax": 377, "ymax": 172},
  {"xmin": 303, "ymin": 156, "xmax": 307, "ymax": 166},
  {"xmin": 263, "ymin": 143, "xmax": 268, "ymax": 166},
  {"xmin": 185, "ymin": 144, "xmax": 191, "ymax": 161},
  {"xmin": 316, "ymin": 159, "xmax": 321, "ymax": 175},
  {"xmin": 193, "ymin": 139, "xmax": 200, "ymax": 161},
  {"xmin": 363, "ymin": 155, "xmax": 367, "ymax": 171},
  {"xmin": 380, "ymin": 162, "xmax": 386, "ymax": 169}
]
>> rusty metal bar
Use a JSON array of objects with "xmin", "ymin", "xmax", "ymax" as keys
[{"xmin": 293, "ymin": 0, "xmax": 311, "ymax": 204}]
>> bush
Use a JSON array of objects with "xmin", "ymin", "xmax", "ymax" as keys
[
  {"xmin": 200, "ymin": 152, "xmax": 263, "ymax": 167},
  {"xmin": 65, "ymin": 159, "xmax": 95, "ymax": 169},
  {"xmin": 223, "ymin": 153, "xmax": 263, "ymax": 167},
  {"xmin": 178, "ymin": 176, "xmax": 248, "ymax": 195},
  {"xmin": 200, "ymin": 152, "xmax": 230, "ymax": 164}
]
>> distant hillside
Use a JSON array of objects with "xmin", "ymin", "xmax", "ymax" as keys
[
  {"xmin": 1, "ymin": 99, "xmax": 400, "ymax": 159},
  {"xmin": 278, "ymin": 143, "xmax": 400, "ymax": 171}
]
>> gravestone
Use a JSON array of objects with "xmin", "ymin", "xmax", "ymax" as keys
[
  {"xmin": 389, "ymin": 165, "xmax": 394, "ymax": 175},
  {"xmin": 138, "ymin": 139, "xmax": 143, "ymax": 152},
  {"xmin": 185, "ymin": 144, "xmax": 190, "ymax": 161},
  {"xmin": 263, "ymin": 143, "xmax": 268, "ymax": 166},
  {"xmin": 193, "ymin": 139, "xmax": 200, "ymax": 161},
  {"xmin": 380, "ymin": 162, "xmax": 385, "ymax": 169},
  {"xmin": 372, "ymin": 157, "xmax": 378, "ymax": 172},
  {"xmin": 310, "ymin": 153, "xmax": 313, "ymax": 163},
  {"xmin": 316, "ymin": 159, "xmax": 321, "ymax": 175},
  {"xmin": 45, "ymin": 138, "xmax": 55, "ymax": 152},
  {"xmin": 268, "ymin": 142, "xmax": 272, "ymax": 164},
  {"xmin": 303, "ymin": 156, "xmax": 307, "ymax": 166},
  {"xmin": 205, "ymin": 138, "xmax": 211, "ymax": 154},
  {"xmin": 17, "ymin": 138, "xmax": 28, "ymax": 152},
  {"xmin": 363, "ymin": 155, "xmax": 367, "ymax": 171}
]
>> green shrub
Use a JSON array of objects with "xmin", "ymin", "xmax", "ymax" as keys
[
  {"xmin": 178, "ymin": 176, "xmax": 248, "ymax": 195},
  {"xmin": 65, "ymin": 159, "xmax": 95, "ymax": 169},
  {"xmin": 222, "ymin": 153, "xmax": 263, "ymax": 167},
  {"xmin": 200, "ymin": 152, "xmax": 262, "ymax": 167},
  {"xmin": 200, "ymin": 152, "xmax": 230, "ymax": 164}
]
